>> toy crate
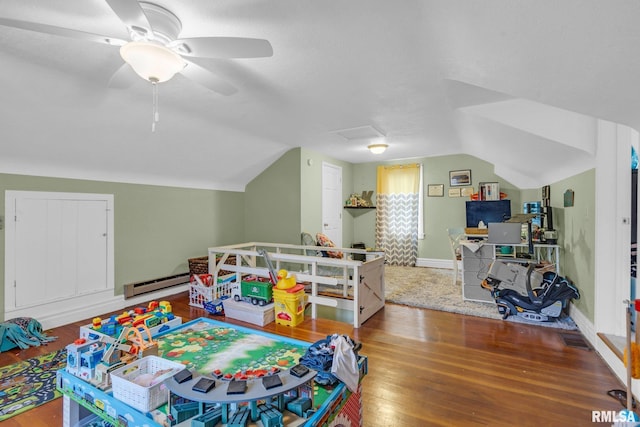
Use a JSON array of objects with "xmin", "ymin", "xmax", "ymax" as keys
[
  {"xmin": 110, "ymin": 355, "xmax": 185, "ymax": 413},
  {"xmin": 189, "ymin": 278, "xmax": 237, "ymax": 308}
]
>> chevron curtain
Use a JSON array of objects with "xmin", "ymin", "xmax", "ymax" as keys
[{"xmin": 376, "ymin": 164, "xmax": 420, "ymax": 266}]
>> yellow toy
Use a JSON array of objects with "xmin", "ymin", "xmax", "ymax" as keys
[
  {"xmin": 276, "ymin": 269, "xmax": 297, "ymax": 290},
  {"xmin": 92, "ymin": 317, "xmax": 102, "ymax": 328}
]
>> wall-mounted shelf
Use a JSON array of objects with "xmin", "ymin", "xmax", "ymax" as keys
[{"xmin": 344, "ymin": 206, "xmax": 376, "ymax": 209}]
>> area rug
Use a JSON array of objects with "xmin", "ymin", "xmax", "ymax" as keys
[
  {"xmin": 0, "ymin": 348, "xmax": 67, "ymax": 421},
  {"xmin": 384, "ymin": 266, "xmax": 578, "ymax": 330}
]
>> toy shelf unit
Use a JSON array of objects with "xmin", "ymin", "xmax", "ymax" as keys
[{"xmin": 207, "ymin": 242, "xmax": 386, "ymax": 328}]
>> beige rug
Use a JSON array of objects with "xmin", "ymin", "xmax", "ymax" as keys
[
  {"xmin": 384, "ymin": 266, "xmax": 501, "ymax": 319},
  {"xmin": 384, "ymin": 266, "xmax": 578, "ymax": 329}
]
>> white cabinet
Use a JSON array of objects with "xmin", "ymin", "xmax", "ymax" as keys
[{"xmin": 461, "ymin": 245, "xmax": 495, "ymax": 303}]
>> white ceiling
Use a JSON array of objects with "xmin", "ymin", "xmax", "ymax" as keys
[{"xmin": 1, "ymin": 0, "xmax": 639, "ymax": 191}]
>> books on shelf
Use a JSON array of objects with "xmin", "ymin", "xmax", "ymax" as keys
[{"xmin": 479, "ymin": 182, "xmax": 500, "ymax": 201}]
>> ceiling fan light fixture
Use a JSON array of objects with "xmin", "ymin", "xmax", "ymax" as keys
[
  {"xmin": 368, "ymin": 143, "xmax": 388, "ymax": 154},
  {"xmin": 120, "ymin": 41, "xmax": 185, "ymax": 83}
]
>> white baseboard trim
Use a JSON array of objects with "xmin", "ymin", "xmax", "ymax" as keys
[
  {"xmin": 568, "ymin": 304, "xmax": 595, "ymax": 344},
  {"xmin": 568, "ymin": 304, "xmax": 629, "ymax": 391},
  {"xmin": 19, "ymin": 283, "xmax": 190, "ymax": 331},
  {"xmin": 415, "ymin": 258, "xmax": 457, "ymax": 269},
  {"xmin": 596, "ymin": 337, "xmax": 627, "ymax": 389}
]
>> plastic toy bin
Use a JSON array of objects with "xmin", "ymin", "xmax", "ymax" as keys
[
  {"xmin": 273, "ymin": 288, "xmax": 307, "ymax": 327},
  {"xmin": 110, "ymin": 355, "xmax": 185, "ymax": 413}
]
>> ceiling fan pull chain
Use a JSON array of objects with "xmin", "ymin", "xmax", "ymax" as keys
[{"xmin": 151, "ymin": 79, "xmax": 159, "ymax": 132}]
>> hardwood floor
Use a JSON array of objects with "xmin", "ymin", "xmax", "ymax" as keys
[{"xmin": 0, "ymin": 292, "xmax": 625, "ymax": 427}]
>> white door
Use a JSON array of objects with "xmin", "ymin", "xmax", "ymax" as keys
[
  {"xmin": 322, "ymin": 162, "xmax": 342, "ymax": 247},
  {"xmin": 5, "ymin": 191, "xmax": 114, "ymax": 317}
]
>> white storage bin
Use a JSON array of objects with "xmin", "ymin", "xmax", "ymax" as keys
[
  {"xmin": 223, "ymin": 298, "xmax": 275, "ymax": 326},
  {"xmin": 110, "ymin": 356, "xmax": 184, "ymax": 413}
]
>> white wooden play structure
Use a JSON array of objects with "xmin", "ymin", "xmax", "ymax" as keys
[{"xmin": 205, "ymin": 242, "xmax": 385, "ymax": 328}]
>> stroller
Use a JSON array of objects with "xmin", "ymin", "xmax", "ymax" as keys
[{"xmin": 481, "ymin": 260, "xmax": 580, "ymax": 322}]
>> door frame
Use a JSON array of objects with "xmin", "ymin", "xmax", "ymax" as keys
[
  {"xmin": 4, "ymin": 191, "xmax": 115, "ymax": 323},
  {"xmin": 321, "ymin": 162, "xmax": 343, "ymax": 247}
]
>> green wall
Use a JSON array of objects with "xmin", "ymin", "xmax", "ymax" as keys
[
  {"xmin": 0, "ymin": 152, "xmax": 596, "ymax": 324},
  {"xmin": 351, "ymin": 163, "xmax": 379, "ymax": 249},
  {"xmin": 253, "ymin": 154, "xmax": 596, "ymax": 322},
  {"xmin": 551, "ymin": 169, "xmax": 596, "ymax": 322},
  {"xmin": 300, "ymin": 148, "xmax": 354, "ymax": 246},
  {"xmin": 244, "ymin": 149, "xmax": 302, "ymax": 244},
  {"xmin": 245, "ymin": 147, "xmax": 355, "ymax": 247},
  {"xmin": 421, "ymin": 154, "xmax": 521, "ymax": 260},
  {"xmin": 0, "ymin": 173, "xmax": 244, "ymax": 319}
]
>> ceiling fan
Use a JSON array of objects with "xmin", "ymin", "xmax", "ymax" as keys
[{"xmin": 0, "ymin": 0, "xmax": 274, "ymax": 96}]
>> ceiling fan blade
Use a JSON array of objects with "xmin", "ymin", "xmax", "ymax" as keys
[
  {"xmin": 108, "ymin": 63, "xmax": 136, "ymax": 89},
  {"xmin": 105, "ymin": 0, "xmax": 153, "ymax": 37},
  {"xmin": 180, "ymin": 60, "xmax": 237, "ymax": 96},
  {"xmin": 0, "ymin": 17, "xmax": 127, "ymax": 46},
  {"xmin": 172, "ymin": 37, "xmax": 273, "ymax": 59}
]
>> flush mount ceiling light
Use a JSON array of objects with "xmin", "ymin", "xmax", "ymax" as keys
[
  {"xmin": 368, "ymin": 143, "xmax": 389, "ymax": 154},
  {"xmin": 330, "ymin": 125, "xmax": 388, "ymax": 155},
  {"xmin": 120, "ymin": 41, "xmax": 185, "ymax": 83}
]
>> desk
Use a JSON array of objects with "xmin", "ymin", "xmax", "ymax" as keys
[{"xmin": 460, "ymin": 241, "xmax": 560, "ymax": 303}]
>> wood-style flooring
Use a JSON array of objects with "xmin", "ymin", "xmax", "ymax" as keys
[{"xmin": 0, "ymin": 292, "xmax": 625, "ymax": 427}]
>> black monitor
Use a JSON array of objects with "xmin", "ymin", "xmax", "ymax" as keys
[{"xmin": 465, "ymin": 200, "xmax": 511, "ymax": 228}]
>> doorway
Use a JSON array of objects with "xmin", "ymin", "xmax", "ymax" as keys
[
  {"xmin": 4, "ymin": 191, "xmax": 114, "ymax": 322},
  {"xmin": 322, "ymin": 162, "xmax": 342, "ymax": 247}
]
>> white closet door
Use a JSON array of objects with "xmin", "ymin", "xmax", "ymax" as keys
[
  {"xmin": 75, "ymin": 200, "xmax": 108, "ymax": 294},
  {"xmin": 10, "ymin": 193, "xmax": 110, "ymax": 309}
]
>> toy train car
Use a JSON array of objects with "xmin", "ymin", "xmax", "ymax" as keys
[
  {"xmin": 171, "ymin": 402, "xmax": 200, "ymax": 424},
  {"xmin": 227, "ymin": 407, "xmax": 250, "ymax": 427},
  {"xmin": 233, "ymin": 279, "xmax": 273, "ymax": 306},
  {"xmin": 259, "ymin": 404, "xmax": 284, "ymax": 427},
  {"xmin": 191, "ymin": 407, "xmax": 222, "ymax": 427}
]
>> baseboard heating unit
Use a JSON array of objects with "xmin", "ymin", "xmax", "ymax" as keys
[{"xmin": 124, "ymin": 273, "xmax": 190, "ymax": 299}]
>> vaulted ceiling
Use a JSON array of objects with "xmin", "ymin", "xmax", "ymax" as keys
[{"xmin": 1, "ymin": 1, "xmax": 638, "ymax": 191}]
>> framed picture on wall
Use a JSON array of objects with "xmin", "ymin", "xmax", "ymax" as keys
[
  {"xmin": 564, "ymin": 189, "xmax": 575, "ymax": 207},
  {"xmin": 427, "ymin": 184, "xmax": 444, "ymax": 197},
  {"xmin": 448, "ymin": 188, "xmax": 461, "ymax": 197},
  {"xmin": 449, "ymin": 169, "xmax": 472, "ymax": 187},
  {"xmin": 461, "ymin": 187, "xmax": 474, "ymax": 197}
]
